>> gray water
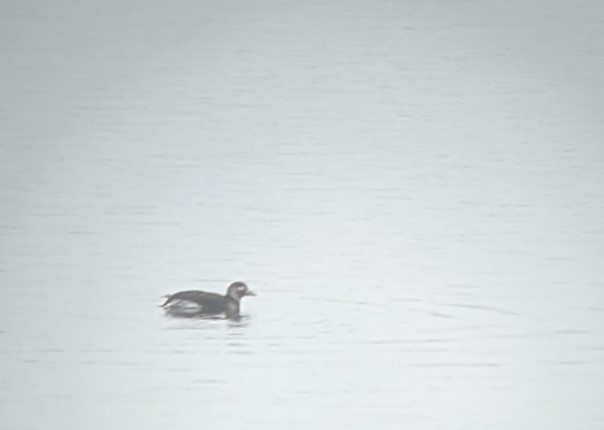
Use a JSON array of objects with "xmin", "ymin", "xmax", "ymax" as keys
[{"xmin": 1, "ymin": 1, "xmax": 603, "ymax": 429}]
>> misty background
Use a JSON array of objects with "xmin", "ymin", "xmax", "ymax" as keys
[{"xmin": 1, "ymin": 1, "xmax": 603, "ymax": 429}]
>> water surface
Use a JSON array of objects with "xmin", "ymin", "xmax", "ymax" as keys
[{"xmin": 1, "ymin": 1, "xmax": 603, "ymax": 429}]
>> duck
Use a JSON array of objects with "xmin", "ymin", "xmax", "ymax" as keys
[{"xmin": 161, "ymin": 281, "xmax": 256, "ymax": 320}]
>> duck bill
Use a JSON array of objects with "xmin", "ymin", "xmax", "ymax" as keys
[{"xmin": 245, "ymin": 290, "xmax": 257, "ymax": 297}]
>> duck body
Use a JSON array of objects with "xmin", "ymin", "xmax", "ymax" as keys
[{"xmin": 161, "ymin": 281, "xmax": 255, "ymax": 320}]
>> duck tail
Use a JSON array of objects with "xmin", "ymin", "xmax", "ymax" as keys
[{"xmin": 159, "ymin": 295, "xmax": 172, "ymax": 307}]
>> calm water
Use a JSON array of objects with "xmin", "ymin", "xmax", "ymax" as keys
[{"xmin": 1, "ymin": 1, "xmax": 603, "ymax": 429}]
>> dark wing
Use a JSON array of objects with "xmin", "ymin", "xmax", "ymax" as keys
[
  {"xmin": 161, "ymin": 290, "xmax": 201, "ymax": 307},
  {"xmin": 161, "ymin": 290, "xmax": 228, "ymax": 314}
]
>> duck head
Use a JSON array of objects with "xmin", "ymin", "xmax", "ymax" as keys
[{"xmin": 226, "ymin": 281, "xmax": 256, "ymax": 301}]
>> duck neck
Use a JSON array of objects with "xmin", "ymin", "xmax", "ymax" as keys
[{"xmin": 225, "ymin": 299, "xmax": 240, "ymax": 320}]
